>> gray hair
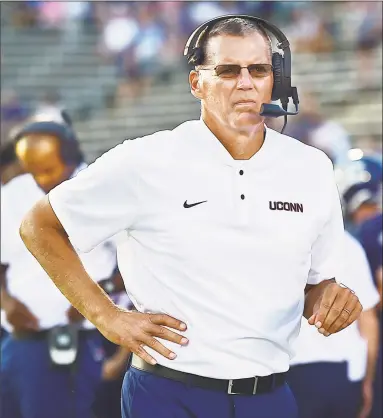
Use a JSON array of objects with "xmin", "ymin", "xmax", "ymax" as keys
[{"xmin": 199, "ymin": 17, "xmax": 273, "ymax": 65}]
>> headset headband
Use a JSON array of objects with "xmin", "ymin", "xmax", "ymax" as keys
[
  {"xmin": 14, "ymin": 121, "xmax": 77, "ymax": 144},
  {"xmin": 14, "ymin": 120, "xmax": 84, "ymax": 165},
  {"xmin": 184, "ymin": 14, "xmax": 291, "ymax": 75},
  {"xmin": 184, "ymin": 14, "xmax": 290, "ymax": 54}
]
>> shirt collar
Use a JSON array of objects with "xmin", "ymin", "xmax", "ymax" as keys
[{"xmin": 194, "ymin": 118, "xmax": 280, "ymax": 169}]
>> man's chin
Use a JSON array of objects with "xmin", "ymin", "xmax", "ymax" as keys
[{"xmin": 230, "ymin": 113, "xmax": 264, "ymax": 132}]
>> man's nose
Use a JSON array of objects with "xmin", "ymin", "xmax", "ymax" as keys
[{"xmin": 236, "ymin": 68, "xmax": 254, "ymax": 90}]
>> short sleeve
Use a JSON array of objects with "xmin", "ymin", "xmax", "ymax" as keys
[
  {"xmin": 307, "ymin": 160, "xmax": 345, "ymax": 285},
  {"xmin": 48, "ymin": 140, "xmax": 141, "ymax": 253}
]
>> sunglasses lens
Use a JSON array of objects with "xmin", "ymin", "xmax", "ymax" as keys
[
  {"xmin": 214, "ymin": 64, "xmax": 273, "ymax": 78},
  {"xmin": 215, "ymin": 65, "xmax": 240, "ymax": 78},
  {"xmin": 249, "ymin": 64, "xmax": 273, "ymax": 77}
]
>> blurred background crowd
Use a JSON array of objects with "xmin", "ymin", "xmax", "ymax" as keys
[
  {"xmin": 1, "ymin": 2, "xmax": 382, "ymax": 418},
  {"xmin": 1, "ymin": 1, "xmax": 382, "ymax": 160}
]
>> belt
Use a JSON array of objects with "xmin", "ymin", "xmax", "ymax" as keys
[
  {"xmin": 12, "ymin": 328, "xmax": 98, "ymax": 340},
  {"xmin": 131, "ymin": 354, "xmax": 286, "ymax": 396}
]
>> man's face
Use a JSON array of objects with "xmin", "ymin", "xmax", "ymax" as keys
[
  {"xmin": 190, "ymin": 33, "xmax": 274, "ymax": 133},
  {"xmin": 15, "ymin": 133, "xmax": 70, "ymax": 193}
]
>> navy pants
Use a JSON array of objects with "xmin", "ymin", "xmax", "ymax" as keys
[
  {"xmin": 287, "ymin": 362, "xmax": 361, "ymax": 418},
  {"xmin": 121, "ymin": 366, "xmax": 298, "ymax": 418},
  {"xmin": 0, "ymin": 331, "xmax": 103, "ymax": 418}
]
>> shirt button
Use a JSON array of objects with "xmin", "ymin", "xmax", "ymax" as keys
[
  {"xmin": 239, "ymin": 170, "xmax": 244, "ymax": 175},
  {"xmin": 241, "ymin": 194, "xmax": 245, "ymax": 200}
]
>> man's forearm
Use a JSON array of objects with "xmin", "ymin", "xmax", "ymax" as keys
[
  {"xmin": 358, "ymin": 308, "xmax": 379, "ymax": 382},
  {"xmin": 303, "ymin": 278, "xmax": 335, "ymax": 319},
  {"xmin": 19, "ymin": 197, "xmax": 117, "ymax": 326}
]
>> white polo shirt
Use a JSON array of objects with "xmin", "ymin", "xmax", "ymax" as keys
[
  {"xmin": 48, "ymin": 119, "xmax": 345, "ymax": 379},
  {"xmin": 291, "ymin": 231, "xmax": 380, "ymax": 381},
  {"xmin": 1, "ymin": 171, "xmax": 117, "ymax": 332}
]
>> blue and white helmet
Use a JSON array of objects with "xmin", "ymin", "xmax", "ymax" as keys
[{"xmin": 335, "ymin": 149, "xmax": 382, "ymax": 216}]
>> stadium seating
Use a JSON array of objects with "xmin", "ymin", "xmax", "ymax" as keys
[{"xmin": 1, "ymin": 8, "xmax": 381, "ymax": 162}]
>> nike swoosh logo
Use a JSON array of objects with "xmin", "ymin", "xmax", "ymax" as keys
[{"xmin": 183, "ymin": 200, "xmax": 207, "ymax": 208}]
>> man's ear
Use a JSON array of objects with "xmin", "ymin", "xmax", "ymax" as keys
[{"xmin": 189, "ymin": 70, "xmax": 203, "ymax": 100}]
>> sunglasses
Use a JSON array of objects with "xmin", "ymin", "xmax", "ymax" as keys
[{"xmin": 198, "ymin": 64, "xmax": 273, "ymax": 79}]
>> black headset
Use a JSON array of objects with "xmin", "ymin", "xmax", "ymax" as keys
[{"xmin": 184, "ymin": 15, "xmax": 299, "ymax": 127}]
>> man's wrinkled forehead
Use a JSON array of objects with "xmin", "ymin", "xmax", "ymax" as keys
[{"xmin": 204, "ymin": 33, "xmax": 271, "ymax": 65}]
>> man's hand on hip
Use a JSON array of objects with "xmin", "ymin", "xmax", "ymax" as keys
[
  {"xmin": 97, "ymin": 309, "xmax": 189, "ymax": 365},
  {"xmin": 308, "ymin": 282, "xmax": 363, "ymax": 336}
]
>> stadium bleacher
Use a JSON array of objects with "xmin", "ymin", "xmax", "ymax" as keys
[{"xmin": 1, "ymin": 2, "xmax": 381, "ymax": 162}]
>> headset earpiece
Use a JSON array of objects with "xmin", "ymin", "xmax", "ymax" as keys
[
  {"xmin": 188, "ymin": 48, "xmax": 203, "ymax": 67},
  {"xmin": 271, "ymin": 52, "xmax": 284, "ymax": 101},
  {"xmin": 187, "ymin": 25, "xmax": 211, "ymax": 67}
]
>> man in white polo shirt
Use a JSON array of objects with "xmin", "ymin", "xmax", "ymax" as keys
[
  {"xmin": 0, "ymin": 120, "xmax": 121, "ymax": 418},
  {"xmin": 19, "ymin": 16, "xmax": 363, "ymax": 418}
]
